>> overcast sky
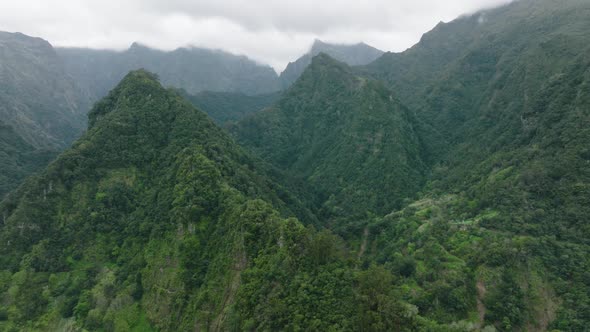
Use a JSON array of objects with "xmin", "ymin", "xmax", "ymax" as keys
[{"xmin": 0, "ymin": 0, "xmax": 513, "ymax": 71}]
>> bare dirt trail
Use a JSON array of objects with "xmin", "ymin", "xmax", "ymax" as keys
[
  {"xmin": 358, "ymin": 227, "xmax": 369, "ymax": 260},
  {"xmin": 210, "ymin": 237, "xmax": 248, "ymax": 332},
  {"xmin": 476, "ymin": 280, "xmax": 487, "ymax": 327}
]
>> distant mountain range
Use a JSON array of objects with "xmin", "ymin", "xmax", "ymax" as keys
[
  {"xmin": 0, "ymin": 31, "xmax": 384, "ymax": 200},
  {"xmin": 0, "ymin": 31, "xmax": 90, "ymax": 197},
  {"xmin": 56, "ymin": 43, "xmax": 282, "ymax": 100},
  {"xmin": 57, "ymin": 39, "xmax": 385, "ymax": 102}
]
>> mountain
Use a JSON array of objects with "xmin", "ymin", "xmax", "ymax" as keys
[
  {"xmin": 56, "ymin": 43, "xmax": 281, "ymax": 101},
  {"xmin": 0, "ymin": 31, "xmax": 90, "ymax": 198},
  {"xmin": 2, "ymin": 0, "xmax": 590, "ymax": 330},
  {"xmin": 235, "ymin": 0, "xmax": 590, "ymax": 329},
  {"xmin": 359, "ymin": 0, "xmax": 590, "ymax": 330},
  {"xmin": 279, "ymin": 39, "xmax": 384, "ymax": 88},
  {"xmin": 0, "ymin": 70, "xmax": 304, "ymax": 331},
  {"xmin": 181, "ymin": 90, "xmax": 281, "ymax": 125},
  {"xmin": 234, "ymin": 54, "xmax": 427, "ymax": 231},
  {"xmin": 0, "ymin": 70, "xmax": 454, "ymax": 331}
]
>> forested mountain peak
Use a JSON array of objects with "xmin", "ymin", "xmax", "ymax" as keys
[
  {"xmin": 86, "ymin": 70, "xmax": 162, "ymax": 129},
  {"xmin": 279, "ymin": 39, "xmax": 384, "ymax": 88},
  {"xmin": 0, "ymin": 68, "xmax": 324, "ymax": 330},
  {"xmin": 290, "ymin": 52, "xmax": 360, "ymax": 90},
  {"xmin": 234, "ymin": 53, "xmax": 426, "ymax": 229}
]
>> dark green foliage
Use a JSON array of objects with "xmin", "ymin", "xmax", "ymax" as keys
[
  {"xmin": 356, "ymin": 265, "xmax": 418, "ymax": 331},
  {"xmin": 2, "ymin": 0, "xmax": 590, "ymax": 330},
  {"xmin": 485, "ymin": 272, "xmax": 525, "ymax": 329},
  {"xmin": 0, "ymin": 70, "xmax": 437, "ymax": 331},
  {"xmin": 233, "ymin": 54, "xmax": 427, "ymax": 230},
  {"xmin": 182, "ymin": 90, "xmax": 281, "ymax": 125},
  {"xmin": 358, "ymin": 0, "xmax": 590, "ymax": 328},
  {"xmin": 231, "ymin": 1, "xmax": 590, "ymax": 328},
  {"xmin": 0, "ymin": 70, "xmax": 307, "ymax": 331},
  {"xmin": 0, "ymin": 121, "xmax": 57, "ymax": 199}
]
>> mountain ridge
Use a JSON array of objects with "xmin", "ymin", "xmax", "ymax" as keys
[
  {"xmin": 234, "ymin": 53, "xmax": 427, "ymax": 229},
  {"xmin": 0, "ymin": 31, "xmax": 90, "ymax": 198},
  {"xmin": 0, "ymin": 69, "xmax": 431, "ymax": 331},
  {"xmin": 56, "ymin": 43, "xmax": 281, "ymax": 102},
  {"xmin": 279, "ymin": 39, "xmax": 384, "ymax": 88},
  {"xmin": 2, "ymin": 0, "xmax": 590, "ymax": 330}
]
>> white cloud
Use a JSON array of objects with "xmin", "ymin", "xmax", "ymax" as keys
[{"xmin": 0, "ymin": 0, "xmax": 513, "ymax": 71}]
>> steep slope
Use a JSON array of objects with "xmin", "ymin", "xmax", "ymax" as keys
[
  {"xmin": 0, "ymin": 70, "xmax": 303, "ymax": 331},
  {"xmin": 358, "ymin": 0, "xmax": 590, "ymax": 329},
  {"xmin": 57, "ymin": 43, "xmax": 280, "ymax": 101},
  {"xmin": 0, "ymin": 31, "xmax": 90, "ymax": 198},
  {"xmin": 0, "ymin": 121, "xmax": 57, "ymax": 199},
  {"xmin": 182, "ymin": 90, "xmax": 281, "ymax": 125},
  {"xmin": 0, "ymin": 70, "xmax": 459, "ymax": 332},
  {"xmin": 363, "ymin": 0, "xmax": 590, "ymax": 130},
  {"xmin": 280, "ymin": 39, "xmax": 384, "ymax": 88},
  {"xmin": 361, "ymin": 60, "xmax": 590, "ymax": 329},
  {"xmin": 231, "ymin": 1, "xmax": 590, "ymax": 329},
  {"xmin": 234, "ymin": 54, "xmax": 426, "ymax": 231},
  {"xmin": 2, "ymin": 0, "xmax": 589, "ymax": 330},
  {"xmin": 363, "ymin": 0, "xmax": 590, "ymax": 239},
  {"xmin": 361, "ymin": 17, "xmax": 479, "ymax": 110}
]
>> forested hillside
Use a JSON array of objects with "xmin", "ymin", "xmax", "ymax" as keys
[
  {"xmin": 357, "ymin": 0, "xmax": 590, "ymax": 330},
  {"xmin": 0, "ymin": 71, "xmax": 307, "ymax": 331},
  {"xmin": 234, "ymin": 54, "xmax": 427, "ymax": 231},
  {"xmin": 0, "ymin": 71, "xmax": 469, "ymax": 331},
  {"xmin": 1, "ymin": 0, "xmax": 590, "ymax": 330},
  {"xmin": 233, "ymin": 0, "xmax": 590, "ymax": 329}
]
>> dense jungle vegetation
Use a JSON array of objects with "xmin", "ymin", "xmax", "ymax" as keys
[{"xmin": 1, "ymin": 0, "xmax": 590, "ymax": 330}]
